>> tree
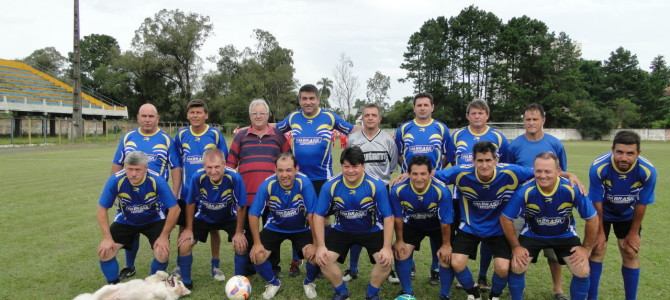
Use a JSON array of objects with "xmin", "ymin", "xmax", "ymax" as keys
[
  {"xmin": 23, "ymin": 47, "xmax": 67, "ymax": 77},
  {"xmin": 132, "ymin": 9, "xmax": 213, "ymax": 106},
  {"xmin": 333, "ymin": 53, "xmax": 360, "ymax": 120},
  {"xmin": 571, "ymin": 100, "xmax": 616, "ymax": 140},
  {"xmin": 366, "ymin": 71, "xmax": 391, "ymax": 110},
  {"xmin": 317, "ymin": 77, "xmax": 333, "ymax": 108}
]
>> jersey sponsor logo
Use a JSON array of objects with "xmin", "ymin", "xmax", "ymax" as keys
[
  {"xmin": 472, "ymin": 199, "xmax": 502, "ymax": 210},
  {"xmin": 535, "ymin": 216, "xmax": 565, "ymax": 226},
  {"xmin": 340, "ymin": 209, "xmax": 368, "ymax": 219},
  {"xmin": 363, "ymin": 152, "xmax": 388, "ymax": 164},
  {"xmin": 606, "ymin": 194, "xmax": 638, "ymax": 204},
  {"xmin": 200, "ymin": 200, "xmax": 229, "ymax": 210},
  {"xmin": 295, "ymin": 137, "xmax": 322, "ymax": 146},
  {"xmin": 409, "ymin": 212, "xmax": 437, "ymax": 220},
  {"xmin": 126, "ymin": 204, "xmax": 152, "ymax": 214},
  {"xmin": 408, "ymin": 145, "xmax": 433, "ymax": 154},
  {"xmin": 185, "ymin": 155, "xmax": 203, "ymax": 164},
  {"xmin": 275, "ymin": 207, "xmax": 300, "ymax": 218}
]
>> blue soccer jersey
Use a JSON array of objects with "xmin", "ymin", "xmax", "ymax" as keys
[
  {"xmin": 503, "ymin": 177, "xmax": 597, "ymax": 239},
  {"xmin": 98, "ymin": 170, "xmax": 178, "ymax": 226},
  {"xmin": 589, "ymin": 152, "xmax": 657, "ymax": 222},
  {"xmin": 452, "ymin": 126, "xmax": 509, "ymax": 165},
  {"xmin": 186, "ymin": 168, "xmax": 246, "ymax": 224},
  {"xmin": 314, "ymin": 173, "xmax": 393, "ymax": 233},
  {"xmin": 395, "ymin": 119, "xmax": 454, "ymax": 172},
  {"xmin": 508, "ymin": 133, "xmax": 567, "ymax": 170},
  {"xmin": 435, "ymin": 163, "xmax": 534, "ymax": 237},
  {"xmin": 277, "ymin": 108, "xmax": 353, "ymax": 180},
  {"xmin": 249, "ymin": 173, "xmax": 317, "ymax": 234},
  {"xmin": 112, "ymin": 129, "xmax": 181, "ymax": 181},
  {"xmin": 390, "ymin": 177, "xmax": 453, "ymax": 231},
  {"xmin": 174, "ymin": 125, "xmax": 229, "ymax": 199}
]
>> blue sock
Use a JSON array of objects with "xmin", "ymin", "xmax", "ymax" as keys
[
  {"xmin": 255, "ymin": 261, "xmax": 279, "ymax": 285},
  {"xmin": 177, "ymin": 255, "xmax": 193, "ymax": 284},
  {"xmin": 211, "ymin": 257, "xmax": 220, "ymax": 269},
  {"xmin": 455, "ymin": 267, "xmax": 476, "ymax": 289},
  {"xmin": 570, "ymin": 275, "xmax": 590, "ymax": 300},
  {"xmin": 125, "ymin": 235, "xmax": 139, "ymax": 268},
  {"xmin": 150, "ymin": 258, "xmax": 168, "ymax": 274},
  {"xmin": 479, "ymin": 244, "xmax": 492, "ymax": 279},
  {"xmin": 234, "ymin": 254, "xmax": 249, "ymax": 276},
  {"xmin": 622, "ymin": 266, "xmax": 640, "ymax": 300},
  {"xmin": 305, "ymin": 262, "xmax": 318, "ymax": 284},
  {"xmin": 439, "ymin": 266, "xmax": 454, "ymax": 297},
  {"xmin": 588, "ymin": 261, "xmax": 603, "ymax": 300},
  {"xmin": 349, "ymin": 244, "xmax": 362, "ymax": 273},
  {"xmin": 491, "ymin": 273, "xmax": 507, "ymax": 296},
  {"xmin": 366, "ymin": 283, "xmax": 380, "ymax": 298},
  {"xmin": 100, "ymin": 258, "xmax": 120, "ymax": 283},
  {"xmin": 430, "ymin": 237, "xmax": 439, "ymax": 271},
  {"xmin": 334, "ymin": 282, "xmax": 349, "ymax": 296},
  {"xmin": 508, "ymin": 272, "xmax": 525, "ymax": 300},
  {"xmin": 395, "ymin": 257, "xmax": 414, "ymax": 294}
]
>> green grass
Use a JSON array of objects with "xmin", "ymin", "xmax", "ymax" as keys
[{"xmin": 0, "ymin": 141, "xmax": 668, "ymax": 299}]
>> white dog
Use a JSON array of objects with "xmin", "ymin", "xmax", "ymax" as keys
[{"xmin": 73, "ymin": 271, "xmax": 191, "ymax": 300}]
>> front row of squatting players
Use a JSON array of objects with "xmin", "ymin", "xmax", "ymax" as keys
[{"xmin": 96, "ymin": 97, "xmax": 656, "ymax": 300}]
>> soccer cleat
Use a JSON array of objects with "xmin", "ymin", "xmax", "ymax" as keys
[
  {"xmin": 172, "ymin": 266, "xmax": 181, "ymax": 277},
  {"xmin": 477, "ymin": 276, "xmax": 490, "ymax": 291},
  {"xmin": 212, "ymin": 267, "xmax": 226, "ymax": 281},
  {"xmin": 466, "ymin": 295, "xmax": 481, "ymax": 300},
  {"xmin": 289, "ymin": 259, "xmax": 302, "ymax": 277},
  {"xmin": 342, "ymin": 269, "xmax": 359, "ymax": 282},
  {"xmin": 554, "ymin": 293, "xmax": 569, "ymax": 300},
  {"xmin": 331, "ymin": 292, "xmax": 350, "ymax": 300},
  {"xmin": 184, "ymin": 282, "xmax": 193, "ymax": 290},
  {"xmin": 388, "ymin": 270, "xmax": 400, "ymax": 284},
  {"xmin": 118, "ymin": 266, "xmax": 136, "ymax": 280},
  {"xmin": 303, "ymin": 282, "xmax": 318, "ymax": 299},
  {"xmin": 262, "ymin": 282, "xmax": 281, "ymax": 299},
  {"xmin": 429, "ymin": 269, "xmax": 440, "ymax": 285},
  {"xmin": 491, "ymin": 297, "xmax": 500, "ymax": 300}
]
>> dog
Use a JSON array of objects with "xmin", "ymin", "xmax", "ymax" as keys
[{"xmin": 73, "ymin": 271, "xmax": 191, "ymax": 300}]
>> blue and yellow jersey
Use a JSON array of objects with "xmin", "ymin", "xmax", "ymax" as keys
[
  {"xmin": 276, "ymin": 108, "xmax": 353, "ymax": 180},
  {"xmin": 314, "ymin": 173, "xmax": 393, "ymax": 233},
  {"xmin": 112, "ymin": 128, "xmax": 180, "ymax": 181},
  {"xmin": 186, "ymin": 168, "xmax": 246, "ymax": 224},
  {"xmin": 508, "ymin": 133, "xmax": 567, "ymax": 170},
  {"xmin": 395, "ymin": 119, "xmax": 454, "ymax": 172},
  {"xmin": 435, "ymin": 163, "xmax": 534, "ymax": 237},
  {"xmin": 249, "ymin": 173, "xmax": 316, "ymax": 234},
  {"xmin": 389, "ymin": 177, "xmax": 453, "ymax": 231},
  {"xmin": 451, "ymin": 126, "xmax": 509, "ymax": 165},
  {"xmin": 589, "ymin": 152, "xmax": 657, "ymax": 222},
  {"xmin": 98, "ymin": 170, "xmax": 177, "ymax": 226},
  {"xmin": 174, "ymin": 125, "xmax": 229, "ymax": 199},
  {"xmin": 503, "ymin": 177, "xmax": 596, "ymax": 239}
]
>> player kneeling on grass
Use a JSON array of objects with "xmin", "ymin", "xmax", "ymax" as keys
[
  {"xmin": 500, "ymin": 152, "xmax": 598, "ymax": 300},
  {"xmin": 390, "ymin": 155, "xmax": 455, "ymax": 300},
  {"xmin": 312, "ymin": 146, "xmax": 395, "ymax": 300},
  {"xmin": 176, "ymin": 149, "xmax": 250, "ymax": 289},
  {"xmin": 96, "ymin": 151, "xmax": 180, "ymax": 284},
  {"xmin": 248, "ymin": 152, "xmax": 320, "ymax": 299}
]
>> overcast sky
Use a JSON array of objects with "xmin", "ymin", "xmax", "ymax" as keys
[{"xmin": 3, "ymin": 0, "xmax": 669, "ymax": 103}]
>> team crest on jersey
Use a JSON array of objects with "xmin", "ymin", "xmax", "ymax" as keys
[
  {"xmin": 307, "ymin": 119, "xmax": 313, "ymax": 124},
  {"xmin": 619, "ymin": 174, "xmax": 627, "ymax": 179},
  {"xmin": 133, "ymin": 187, "xmax": 140, "ymax": 192},
  {"xmin": 349, "ymin": 190, "xmax": 356, "ymax": 195},
  {"xmin": 419, "ymin": 127, "xmax": 425, "ymax": 132}
]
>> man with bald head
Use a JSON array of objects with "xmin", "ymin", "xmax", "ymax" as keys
[{"xmin": 111, "ymin": 103, "xmax": 182, "ymax": 279}]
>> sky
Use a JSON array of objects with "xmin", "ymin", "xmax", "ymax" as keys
[{"xmin": 3, "ymin": 0, "xmax": 669, "ymax": 104}]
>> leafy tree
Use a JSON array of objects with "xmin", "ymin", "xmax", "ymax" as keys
[
  {"xmin": 23, "ymin": 47, "xmax": 67, "ymax": 77},
  {"xmin": 571, "ymin": 100, "xmax": 616, "ymax": 140},
  {"xmin": 611, "ymin": 98, "xmax": 640, "ymax": 128},
  {"xmin": 317, "ymin": 77, "xmax": 333, "ymax": 108},
  {"xmin": 383, "ymin": 97, "xmax": 414, "ymax": 127},
  {"xmin": 366, "ymin": 71, "xmax": 391, "ymax": 110}
]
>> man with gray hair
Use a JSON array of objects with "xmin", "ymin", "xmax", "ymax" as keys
[{"xmin": 96, "ymin": 151, "xmax": 180, "ymax": 284}]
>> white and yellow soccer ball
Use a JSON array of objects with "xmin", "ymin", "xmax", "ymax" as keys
[{"xmin": 224, "ymin": 275, "xmax": 251, "ymax": 300}]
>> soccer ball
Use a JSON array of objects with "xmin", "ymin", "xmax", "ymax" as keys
[
  {"xmin": 224, "ymin": 275, "xmax": 251, "ymax": 300},
  {"xmin": 394, "ymin": 294, "xmax": 416, "ymax": 300}
]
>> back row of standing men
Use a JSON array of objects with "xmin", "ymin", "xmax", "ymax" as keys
[{"xmin": 95, "ymin": 84, "xmax": 656, "ymax": 300}]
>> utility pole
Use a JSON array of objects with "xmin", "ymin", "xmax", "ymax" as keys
[{"xmin": 71, "ymin": 0, "xmax": 83, "ymax": 140}]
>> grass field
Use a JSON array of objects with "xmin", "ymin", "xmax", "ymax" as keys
[{"xmin": 1, "ymin": 141, "xmax": 668, "ymax": 299}]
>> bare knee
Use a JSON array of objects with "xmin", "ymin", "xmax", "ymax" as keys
[
  {"xmin": 494, "ymin": 259, "xmax": 509, "ymax": 277},
  {"xmin": 571, "ymin": 265, "xmax": 589, "ymax": 278},
  {"xmin": 451, "ymin": 254, "xmax": 468, "ymax": 272}
]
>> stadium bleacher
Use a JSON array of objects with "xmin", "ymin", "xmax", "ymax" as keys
[{"xmin": 0, "ymin": 59, "xmax": 127, "ymax": 117}]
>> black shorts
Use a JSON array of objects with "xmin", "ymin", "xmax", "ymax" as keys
[
  {"xmin": 177, "ymin": 200, "xmax": 187, "ymax": 227},
  {"xmin": 403, "ymin": 225, "xmax": 442, "ymax": 251},
  {"xmin": 312, "ymin": 180, "xmax": 326, "ymax": 197},
  {"xmin": 260, "ymin": 229, "xmax": 312, "ymax": 259},
  {"xmin": 604, "ymin": 220, "xmax": 641, "ymax": 240},
  {"xmin": 452, "ymin": 230, "xmax": 511, "ymax": 260},
  {"xmin": 193, "ymin": 219, "xmax": 251, "ymax": 244},
  {"xmin": 519, "ymin": 236, "xmax": 582, "ymax": 265},
  {"xmin": 110, "ymin": 220, "xmax": 165, "ymax": 250},
  {"xmin": 326, "ymin": 228, "xmax": 384, "ymax": 264}
]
